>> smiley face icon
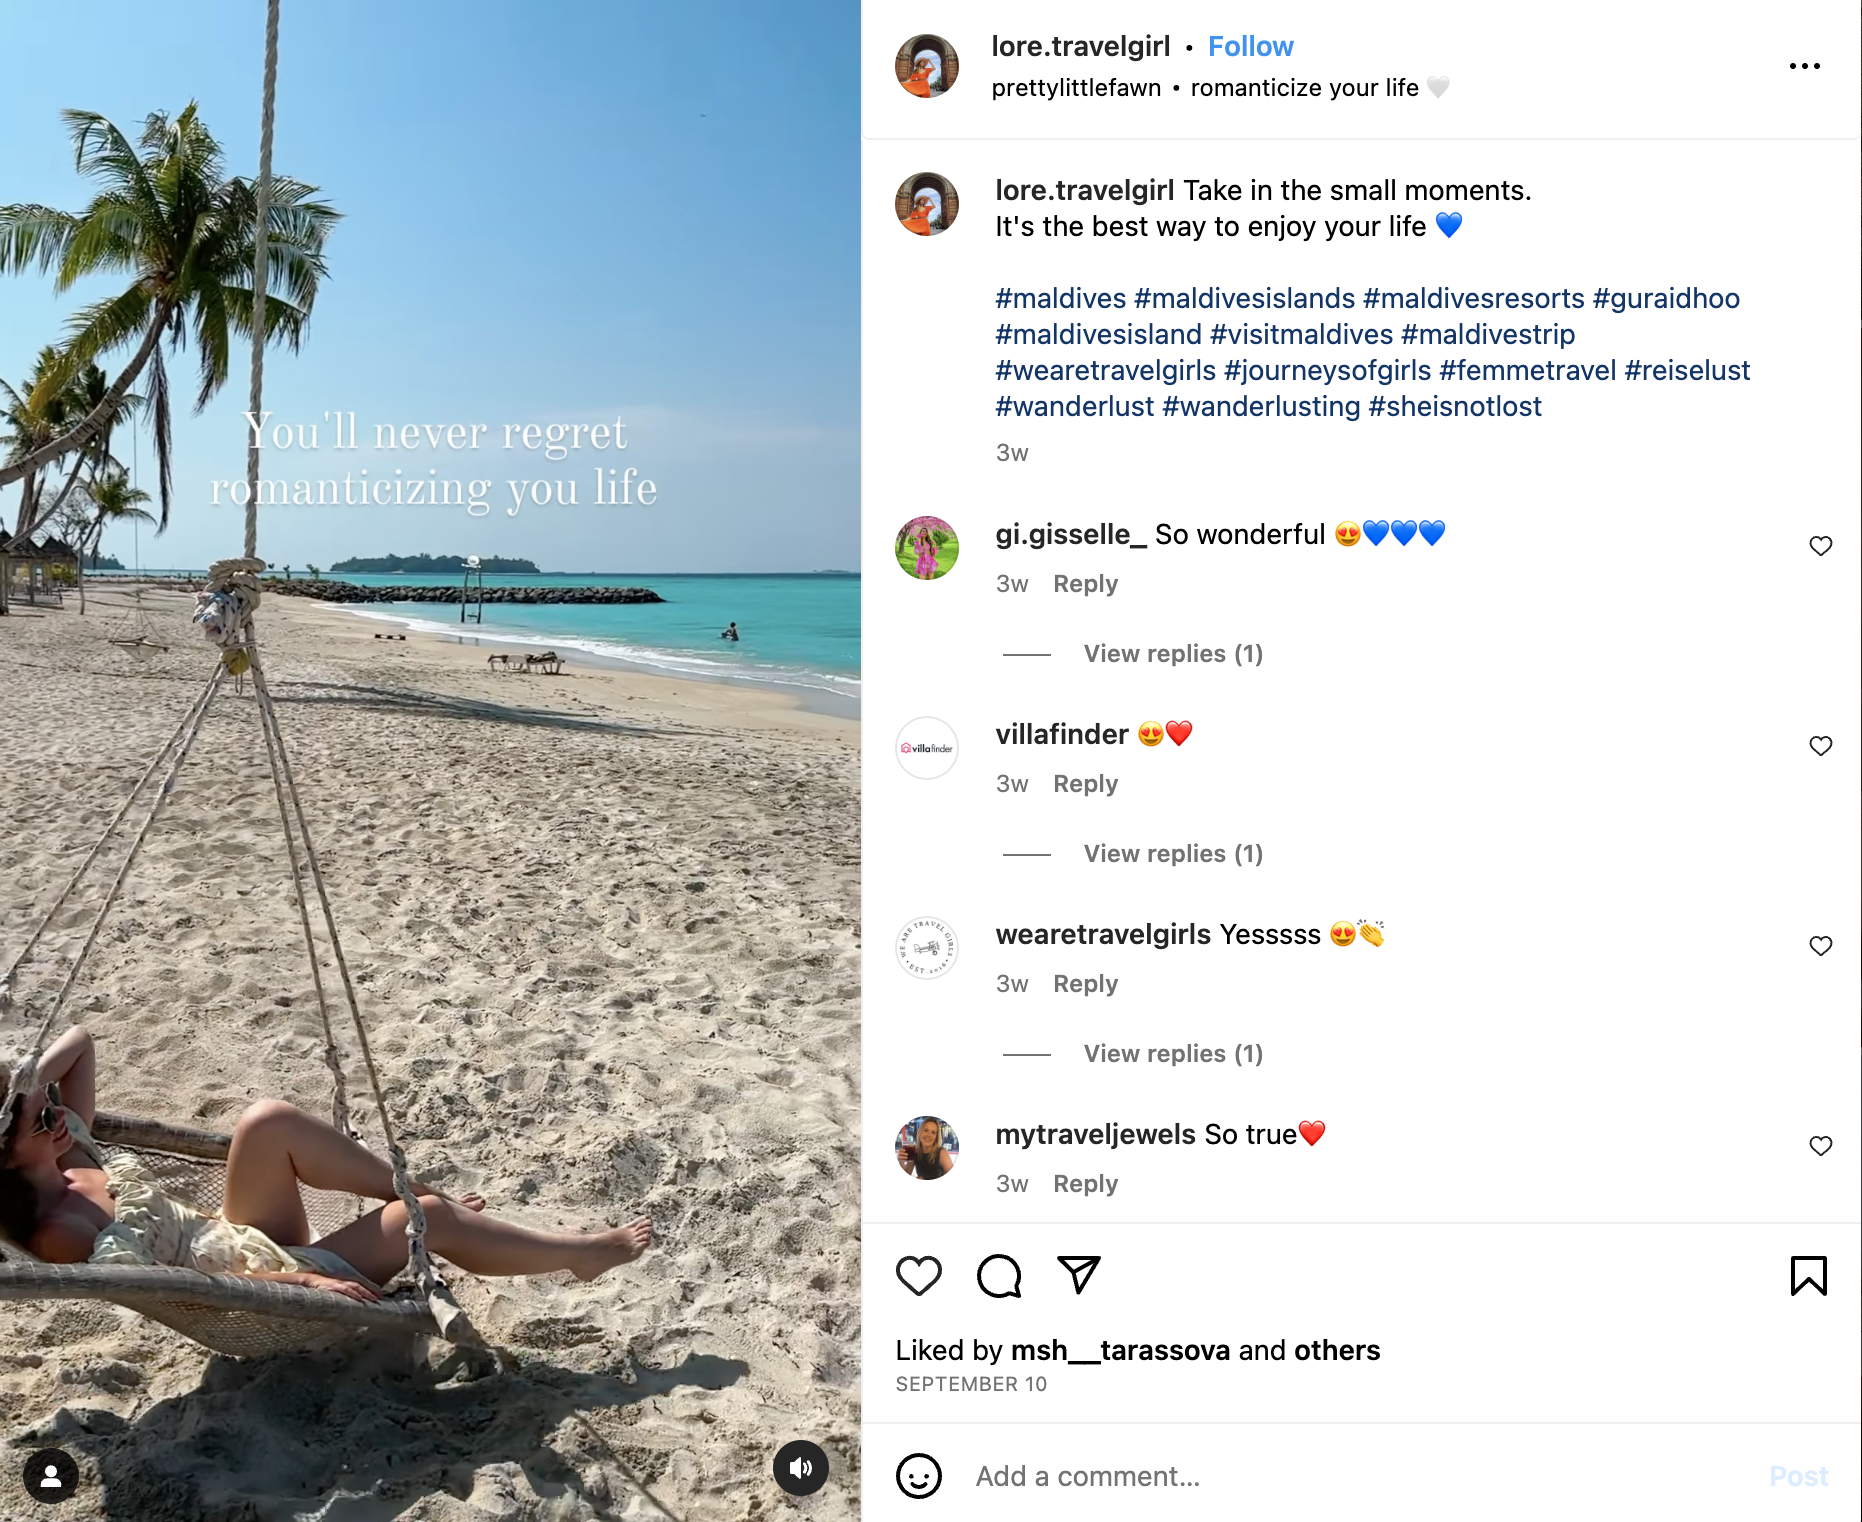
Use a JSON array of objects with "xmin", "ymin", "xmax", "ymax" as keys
[
  {"xmin": 1335, "ymin": 521, "xmax": 1362, "ymax": 547},
  {"xmin": 897, "ymin": 1452, "xmax": 943, "ymax": 1499},
  {"xmin": 1138, "ymin": 721, "xmax": 1164, "ymax": 747},
  {"xmin": 1330, "ymin": 920, "xmax": 1357, "ymax": 947}
]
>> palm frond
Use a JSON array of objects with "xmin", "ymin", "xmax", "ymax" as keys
[
  {"xmin": 147, "ymin": 347, "xmax": 172, "ymax": 529},
  {"xmin": 63, "ymin": 110, "xmax": 160, "ymax": 210},
  {"xmin": 36, "ymin": 286, "xmax": 154, "ymax": 403},
  {"xmin": 0, "ymin": 205, "xmax": 82, "ymax": 276},
  {"xmin": 189, "ymin": 280, "xmax": 231, "ymax": 412},
  {"xmin": 55, "ymin": 195, "xmax": 145, "ymax": 285}
]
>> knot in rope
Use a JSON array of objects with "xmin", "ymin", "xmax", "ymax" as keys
[{"xmin": 193, "ymin": 557, "xmax": 267, "ymax": 657}]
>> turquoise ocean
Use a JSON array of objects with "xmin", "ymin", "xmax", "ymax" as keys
[
  {"xmin": 114, "ymin": 571, "xmax": 861, "ymax": 717},
  {"xmin": 347, "ymin": 573, "xmax": 861, "ymax": 717}
]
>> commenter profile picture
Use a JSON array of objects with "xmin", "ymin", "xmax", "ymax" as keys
[
  {"xmin": 896, "ymin": 517, "xmax": 957, "ymax": 580},
  {"xmin": 896, "ymin": 916, "xmax": 957, "ymax": 978},
  {"xmin": 896, "ymin": 716, "xmax": 958, "ymax": 780},
  {"xmin": 895, "ymin": 35, "xmax": 958, "ymax": 98},
  {"xmin": 897, "ymin": 1116, "xmax": 958, "ymax": 1180},
  {"xmin": 896, "ymin": 172, "xmax": 958, "ymax": 235}
]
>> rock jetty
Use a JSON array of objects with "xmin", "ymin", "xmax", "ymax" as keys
[{"xmin": 260, "ymin": 579, "xmax": 663, "ymax": 605}]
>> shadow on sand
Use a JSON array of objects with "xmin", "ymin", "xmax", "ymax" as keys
[
  {"xmin": 268, "ymin": 679, "xmax": 670, "ymax": 737},
  {"xmin": 32, "ymin": 1341, "xmax": 747, "ymax": 1521}
]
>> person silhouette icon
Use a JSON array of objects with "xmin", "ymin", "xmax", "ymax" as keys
[{"xmin": 21, "ymin": 1446, "xmax": 79, "ymax": 1503}]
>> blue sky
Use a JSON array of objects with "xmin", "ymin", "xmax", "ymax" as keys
[{"xmin": 0, "ymin": 1, "xmax": 857, "ymax": 572}]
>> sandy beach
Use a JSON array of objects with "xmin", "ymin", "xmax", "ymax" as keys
[{"xmin": 0, "ymin": 585, "xmax": 861, "ymax": 1520}]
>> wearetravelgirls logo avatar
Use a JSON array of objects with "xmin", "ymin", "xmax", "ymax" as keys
[{"xmin": 895, "ymin": 917, "xmax": 957, "ymax": 979}]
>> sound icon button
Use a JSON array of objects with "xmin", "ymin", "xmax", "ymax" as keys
[{"xmin": 773, "ymin": 1439, "xmax": 830, "ymax": 1497}]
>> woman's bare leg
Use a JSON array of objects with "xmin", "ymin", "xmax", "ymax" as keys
[
  {"xmin": 311, "ymin": 1195, "xmax": 652, "ymax": 1286},
  {"xmin": 223, "ymin": 1100, "xmax": 482, "ymax": 1246}
]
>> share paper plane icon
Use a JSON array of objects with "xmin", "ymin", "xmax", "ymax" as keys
[{"xmin": 1057, "ymin": 1255, "xmax": 1101, "ymax": 1295}]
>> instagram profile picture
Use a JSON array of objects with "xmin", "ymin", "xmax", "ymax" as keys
[
  {"xmin": 897, "ymin": 1115, "xmax": 959, "ymax": 1180},
  {"xmin": 896, "ymin": 716, "xmax": 958, "ymax": 780},
  {"xmin": 896, "ymin": 516, "xmax": 958, "ymax": 580},
  {"xmin": 895, "ymin": 35, "xmax": 959, "ymax": 98},
  {"xmin": 896, "ymin": 172, "xmax": 958, "ymax": 236},
  {"xmin": 896, "ymin": 916, "xmax": 957, "ymax": 978}
]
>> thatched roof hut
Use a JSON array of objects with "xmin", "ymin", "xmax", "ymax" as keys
[{"xmin": 1, "ymin": 530, "xmax": 80, "ymax": 607}]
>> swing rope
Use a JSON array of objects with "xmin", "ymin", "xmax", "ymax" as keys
[
  {"xmin": 0, "ymin": 667, "xmax": 220, "ymax": 1018},
  {"xmin": 4, "ymin": 0, "xmax": 491, "ymax": 1358},
  {"xmin": 245, "ymin": 649, "xmax": 477, "ymax": 1342},
  {"xmin": 224, "ymin": 0, "xmax": 481, "ymax": 1351},
  {"xmin": 248, "ymin": 636, "xmax": 351, "ymax": 1142},
  {"xmin": 244, "ymin": 0, "xmax": 277, "ymax": 563},
  {"xmin": 0, "ymin": 666, "xmax": 223, "ymax": 1100}
]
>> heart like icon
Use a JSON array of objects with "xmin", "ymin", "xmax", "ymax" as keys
[
  {"xmin": 1427, "ymin": 75, "xmax": 1449, "ymax": 98},
  {"xmin": 1361, "ymin": 519, "xmax": 1390, "ymax": 546},
  {"xmin": 1165, "ymin": 720, "xmax": 1192, "ymax": 746},
  {"xmin": 1809, "ymin": 536, "xmax": 1832, "ymax": 556},
  {"xmin": 1809, "ymin": 936, "xmax": 1832, "ymax": 956},
  {"xmin": 1810, "ymin": 736, "xmax": 1833, "ymax": 756},
  {"xmin": 895, "ymin": 1255, "xmax": 943, "ymax": 1296},
  {"xmin": 1298, "ymin": 1120, "xmax": 1325, "ymax": 1146},
  {"xmin": 1390, "ymin": 520, "xmax": 1418, "ymax": 546},
  {"xmin": 1809, "ymin": 1135, "xmax": 1833, "ymax": 1156},
  {"xmin": 1436, "ymin": 211, "xmax": 1462, "ymax": 237},
  {"xmin": 1418, "ymin": 520, "xmax": 1445, "ymax": 545}
]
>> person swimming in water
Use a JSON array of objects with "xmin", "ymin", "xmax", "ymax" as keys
[{"xmin": 720, "ymin": 622, "xmax": 739, "ymax": 641}]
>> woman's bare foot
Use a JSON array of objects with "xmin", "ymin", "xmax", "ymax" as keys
[
  {"xmin": 414, "ymin": 1184, "xmax": 486, "ymax": 1212},
  {"xmin": 572, "ymin": 1217, "xmax": 653, "ymax": 1280}
]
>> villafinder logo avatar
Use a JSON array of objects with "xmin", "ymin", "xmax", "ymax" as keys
[
  {"xmin": 895, "ymin": 917, "xmax": 958, "ymax": 979},
  {"xmin": 896, "ymin": 716, "xmax": 959, "ymax": 780}
]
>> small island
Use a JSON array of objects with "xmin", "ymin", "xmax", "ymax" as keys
[
  {"xmin": 331, "ymin": 553, "xmax": 541, "ymax": 574},
  {"xmin": 263, "ymin": 578, "xmax": 663, "ymax": 605}
]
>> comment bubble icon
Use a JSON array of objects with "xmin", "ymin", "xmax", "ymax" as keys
[{"xmin": 976, "ymin": 1253, "xmax": 1023, "ymax": 1298}]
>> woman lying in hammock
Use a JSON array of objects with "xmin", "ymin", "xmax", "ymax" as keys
[{"xmin": 0, "ymin": 1028, "xmax": 652, "ymax": 1303}]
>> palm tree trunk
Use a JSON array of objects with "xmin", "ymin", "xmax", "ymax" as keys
[
  {"xmin": 14, "ymin": 470, "xmax": 39, "ymax": 537},
  {"xmin": 0, "ymin": 305, "xmax": 171, "ymax": 491}
]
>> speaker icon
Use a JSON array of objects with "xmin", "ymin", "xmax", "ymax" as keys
[{"xmin": 774, "ymin": 1440, "xmax": 830, "ymax": 1496}]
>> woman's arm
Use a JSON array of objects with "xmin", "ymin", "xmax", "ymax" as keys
[
  {"xmin": 240, "ymin": 1269, "xmax": 381, "ymax": 1303},
  {"xmin": 35, "ymin": 1027, "xmax": 96, "ymax": 1125}
]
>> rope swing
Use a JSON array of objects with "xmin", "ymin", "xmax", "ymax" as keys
[{"xmin": 0, "ymin": 0, "xmax": 493, "ymax": 1360}]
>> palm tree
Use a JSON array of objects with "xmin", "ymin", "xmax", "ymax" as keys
[
  {"xmin": 47, "ymin": 466, "xmax": 154, "ymax": 615},
  {"xmin": 83, "ymin": 466, "xmax": 155, "ymax": 560},
  {"xmin": 4, "ymin": 356, "xmax": 140, "ymax": 541},
  {"xmin": 1, "ymin": 347, "xmax": 83, "ymax": 538},
  {"xmin": 0, "ymin": 104, "xmax": 339, "ymax": 525}
]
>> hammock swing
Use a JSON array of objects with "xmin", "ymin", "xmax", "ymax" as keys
[
  {"xmin": 0, "ymin": 1, "xmax": 492, "ymax": 1362},
  {"xmin": 107, "ymin": 588, "xmax": 167, "ymax": 660}
]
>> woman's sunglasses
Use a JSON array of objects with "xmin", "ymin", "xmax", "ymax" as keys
[{"xmin": 29, "ymin": 1082, "xmax": 62, "ymax": 1138}]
